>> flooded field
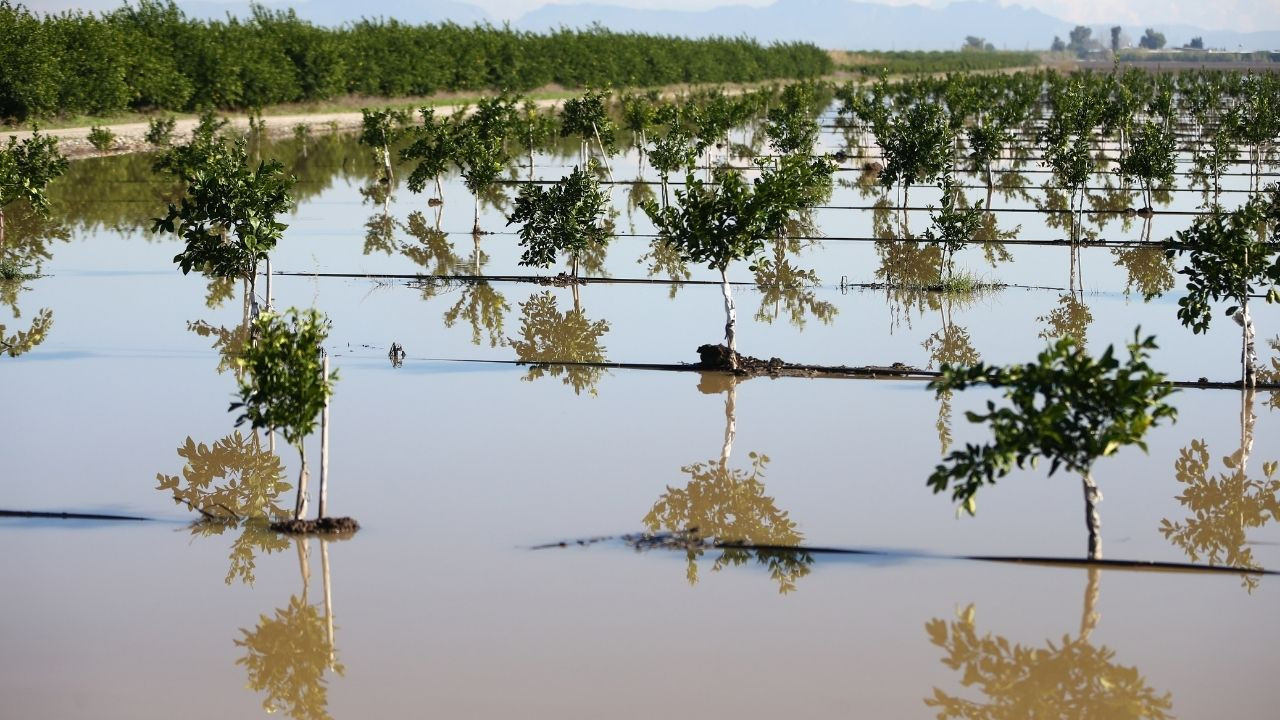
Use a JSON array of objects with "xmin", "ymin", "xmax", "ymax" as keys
[{"xmin": 3, "ymin": 116, "xmax": 1279, "ymax": 719}]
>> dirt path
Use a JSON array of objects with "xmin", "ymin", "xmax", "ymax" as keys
[
  {"xmin": 6, "ymin": 64, "xmax": 1048, "ymax": 160},
  {"xmin": 4, "ymin": 98, "xmax": 567, "ymax": 160}
]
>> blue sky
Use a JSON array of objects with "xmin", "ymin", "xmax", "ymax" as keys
[
  {"xmin": 467, "ymin": 0, "xmax": 1279, "ymax": 30},
  {"xmin": 28, "ymin": 0, "xmax": 1280, "ymax": 32}
]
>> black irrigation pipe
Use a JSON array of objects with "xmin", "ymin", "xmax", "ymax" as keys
[
  {"xmin": 406, "ymin": 230, "xmax": 1249, "ymax": 251},
  {"xmin": 280, "ymin": 270, "xmax": 1080, "ymax": 294},
  {"xmin": 589, "ymin": 537, "xmax": 1278, "ymax": 577},
  {"xmin": 505, "ymin": 176, "xmax": 1273, "ymax": 190},
  {"xmin": 280, "ymin": 270, "xmax": 759, "ymax": 287},
  {"xmin": 815, "ymin": 205, "xmax": 1229, "ymax": 215},
  {"xmin": 0, "ymin": 509, "xmax": 149, "ymax": 522},
  {"xmin": 364, "ymin": 355, "xmax": 1280, "ymax": 392}
]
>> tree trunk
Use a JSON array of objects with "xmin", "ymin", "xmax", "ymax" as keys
[
  {"xmin": 1081, "ymin": 471, "xmax": 1102, "ymax": 560},
  {"xmin": 721, "ymin": 380, "xmax": 737, "ymax": 466},
  {"xmin": 264, "ymin": 256, "xmax": 272, "ymax": 312},
  {"xmin": 720, "ymin": 268, "xmax": 737, "ymax": 370},
  {"xmin": 248, "ymin": 262, "xmax": 259, "ymax": 319},
  {"xmin": 295, "ymin": 536, "xmax": 311, "ymax": 602},
  {"xmin": 1235, "ymin": 302, "xmax": 1257, "ymax": 387},
  {"xmin": 318, "ymin": 353, "xmax": 330, "ymax": 519},
  {"xmin": 473, "ymin": 195, "xmax": 481, "ymax": 234},
  {"xmin": 294, "ymin": 444, "xmax": 310, "ymax": 521},
  {"xmin": 1079, "ymin": 566, "xmax": 1100, "ymax": 641},
  {"xmin": 591, "ymin": 122, "xmax": 614, "ymax": 183},
  {"xmin": 321, "ymin": 539, "xmax": 335, "ymax": 668}
]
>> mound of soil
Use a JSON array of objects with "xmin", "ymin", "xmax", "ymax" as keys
[
  {"xmin": 695, "ymin": 343, "xmax": 926, "ymax": 380},
  {"xmin": 270, "ymin": 516, "xmax": 360, "ymax": 535},
  {"xmin": 697, "ymin": 343, "xmax": 786, "ymax": 374}
]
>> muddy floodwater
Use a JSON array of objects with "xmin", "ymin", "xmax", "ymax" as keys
[{"xmin": 3, "ymin": 119, "xmax": 1279, "ymax": 719}]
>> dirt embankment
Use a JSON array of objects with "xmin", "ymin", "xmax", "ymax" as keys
[{"xmin": 4, "ymin": 97, "xmax": 565, "ymax": 160}]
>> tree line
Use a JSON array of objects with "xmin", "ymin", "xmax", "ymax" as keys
[{"xmin": 0, "ymin": 0, "xmax": 832, "ymax": 121}]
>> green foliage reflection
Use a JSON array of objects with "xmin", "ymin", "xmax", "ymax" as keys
[
  {"xmin": 1161, "ymin": 390, "xmax": 1279, "ymax": 590},
  {"xmin": 509, "ymin": 290, "xmax": 610, "ymax": 396},
  {"xmin": 925, "ymin": 570, "xmax": 1174, "ymax": 719},
  {"xmin": 154, "ymin": 430, "xmax": 292, "ymax": 585},
  {"xmin": 643, "ymin": 378, "xmax": 812, "ymax": 593}
]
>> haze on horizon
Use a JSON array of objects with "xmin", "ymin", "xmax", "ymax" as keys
[{"xmin": 24, "ymin": 0, "xmax": 1280, "ymax": 35}]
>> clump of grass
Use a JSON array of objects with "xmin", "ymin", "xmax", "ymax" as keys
[
  {"xmin": 887, "ymin": 270, "xmax": 1002, "ymax": 295},
  {"xmin": 145, "ymin": 116, "xmax": 176, "ymax": 146},
  {"xmin": 87, "ymin": 125, "xmax": 115, "ymax": 151},
  {"xmin": 935, "ymin": 269, "xmax": 996, "ymax": 294}
]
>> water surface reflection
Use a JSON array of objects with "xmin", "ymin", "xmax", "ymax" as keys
[
  {"xmin": 1161, "ymin": 389, "xmax": 1280, "ymax": 590},
  {"xmin": 155, "ymin": 430, "xmax": 293, "ymax": 585},
  {"xmin": 509, "ymin": 287, "xmax": 610, "ymax": 396},
  {"xmin": 642, "ymin": 374, "xmax": 813, "ymax": 593},
  {"xmin": 237, "ymin": 537, "xmax": 344, "ymax": 720},
  {"xmin": 925, "ymin": 568, "xmax": 1175, "ymax": 719}
]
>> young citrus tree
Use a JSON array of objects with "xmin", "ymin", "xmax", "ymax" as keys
[
  {"xmin": 920, "ymin": 171, "xmax": 985, "ymax": 285},
  {"xmin": 1165, "ymin": 187, "xmax": 1280, "ymax": 386},
  {"xmin": 928, "ymin": 331, "xmax": 1178, "ymax": 560},
  {"xmin": 764, "ymin": 82, "xmax": 820, "ymax": 156},
  {"xmin": 358, "ymin": 108, "xmax": 407, "ymax": 183},
  {"xmin": 643, "ymin": 155, "xmax": 833, "ymax": 369},
  {"xmin": 514, "ymin": 100, "xmax": 558, "ymax": 179},
  {"xmin": 454, "ymin": 96, "xmax": 518, "ymax": 233},
  {"xmin": 1117, "ymin": 119, "xmax": 1176, "ymax": 211},
  {"xmin": 0, "ymin": 129, "xmax": 68, "ymax": 244},
  {"xmin": 232, "ymin": 308, "xmax": 338, "ymax": 521},
  {"xmin": 401, "ymin": 107, "xmax": 457, "ymax": 200},
  {"xmin": 560, "ymin": 89, "xmax": 616, "ymax": 180},
  {"xmin": 877, "ymin": 102, "xmax": 954, "ymax": 210},
  {"xmin": 1040, "ymin": 79, "xmax": 1103, "ymax": 239},
  {"xmin": 153, "ymin": 137, "xmax": 294, "ymax": 312},
  {"xmin": 648, "ymin": 104, "xmax": 698, "ymax": 208},
  {"xmin": 507, "ymin": 165, "xmax": 612, "ymax": 279}
]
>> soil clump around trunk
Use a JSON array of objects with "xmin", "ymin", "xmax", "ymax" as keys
[
  {"xmin": 270, "ymin": 516, "xmax": 360, "ymax": 535},
  {"xmin": 695, "ymin": 343, "xmax": 927, "ymax": 379}
]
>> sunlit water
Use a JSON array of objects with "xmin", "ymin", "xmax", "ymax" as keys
[{"xmin": 3, "ymin": 116, "xmax": 1279, "ymax": 718}]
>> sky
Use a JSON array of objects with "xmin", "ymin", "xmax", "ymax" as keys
[
  {"xmin": 472, "ymin": 0, "xmax": 1278, "ymax": 31},
  {"xmin": 26, "ymin": 0, "xmax": 1280, "ymax": 33}
]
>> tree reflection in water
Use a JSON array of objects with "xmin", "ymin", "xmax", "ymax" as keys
[
  {"xmin": 436, "ymin": 230, "xmax": 509, "ymax": 347},
  {"xmin": 638, "ymin": 234, "xmax": 691, "ymax": 299},
  {"xmin": 923, "ymin": 298, "xmax": 980, "ymax": 455},
  {"xmin": 1112, "ymin": 246, "xmax": 1175, "ymax": 300},
  {"xmin": 1, "ymin": 202, "xmax": 66, "ymax": 358},
  {"xmin": 509, "ymin": 288, "xmax": 610, "ymax": 396},
  {"xmin": 1161, "ymin": 388, "xmax": 1279, "ymax": 591},
  {"xmin": 752, "ymin": 234, "xmax": 837, "ymax": 330},
  {"xmin": 155, "ymin": 430, "xmax": 293, "ymax": 585},
  {"xmin": 643, "ymin": 375, "xmax": 812, "ymax": 593},
  {"xmin": 237, "ymin": 537, "xmax": 344, "ymax": 720},
  {"xmin": 925, "ymin": 568, "xmax": 1174, "ymax": 719}
]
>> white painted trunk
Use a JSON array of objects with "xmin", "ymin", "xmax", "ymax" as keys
[
  {"xmin": 294, "ymin": 445, "xmax": 309, "ymax": 521},
  {"xmin": 721, "ymin": 381, "xmax": 737, "ymax": 466},
  {"xmin": 321, "ymin": 539, "xmax": 335, "ymax": 668},
  {"xmin": 720, "ymin": 268, "xmax": 737, "ymax": 369},
  {"xmin": 1234, "ymin": 303, "xmax": 1257, "ymax": 387}
]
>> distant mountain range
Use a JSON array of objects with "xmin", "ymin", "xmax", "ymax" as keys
[{"xmin": 159, "ymin": 0, "xmax": 1280, "ymax": 51}]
